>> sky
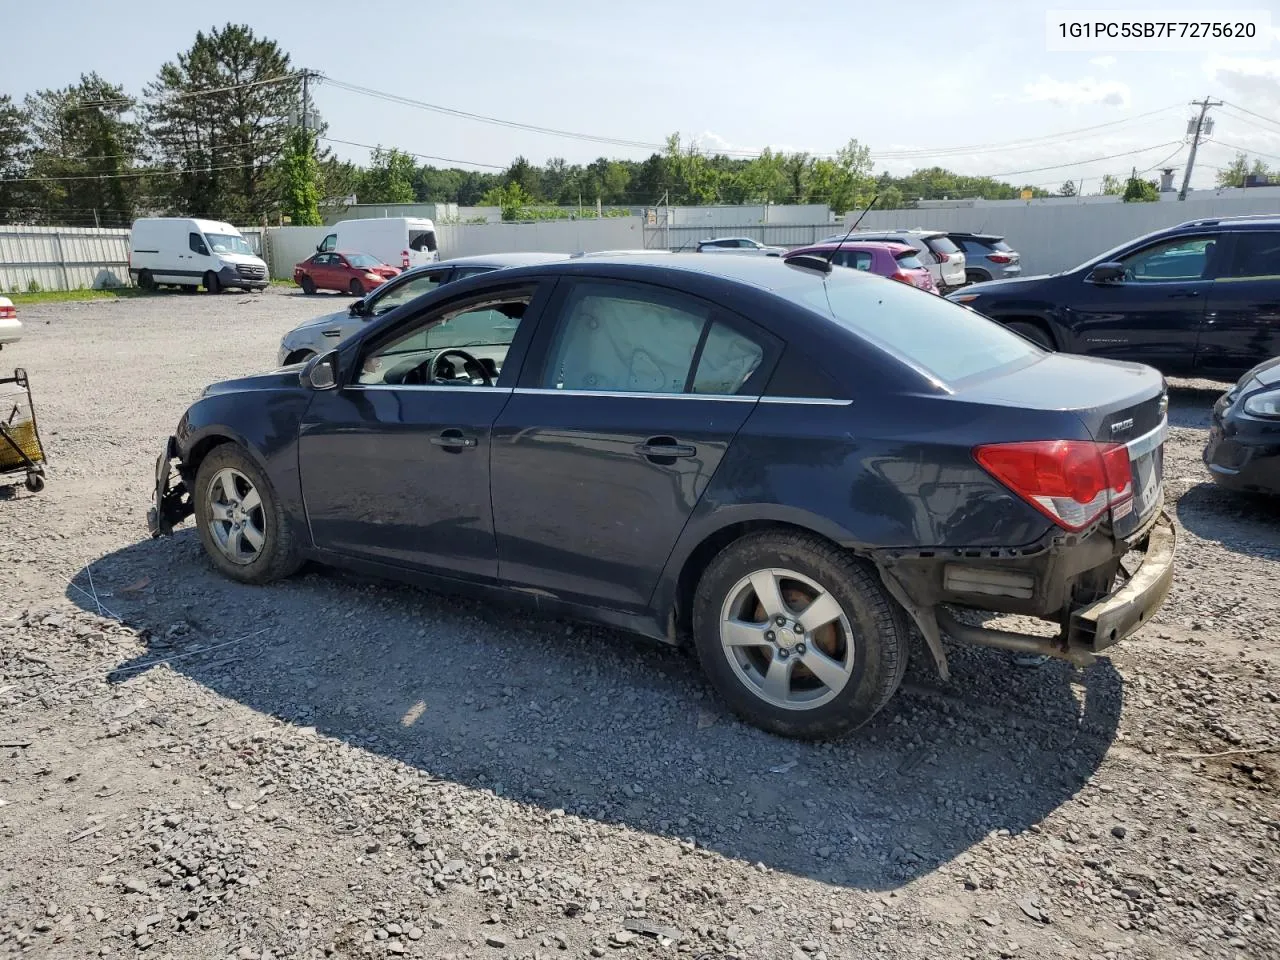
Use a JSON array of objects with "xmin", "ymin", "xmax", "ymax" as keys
[{"xmin": 4, "ymin": 0, "xmax": 1280, "ymax": 197}]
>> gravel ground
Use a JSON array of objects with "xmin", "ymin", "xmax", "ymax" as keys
[{"xmin": 1, "ymin": 287, "xmax": 1277, "ymax": 960}]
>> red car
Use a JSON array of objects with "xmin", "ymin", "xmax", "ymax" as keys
[
  {"xmin": 785, "ymin": 241, "xmax": 938, "ymax": 293},
  {"xmin": 294, "ymin": 251, "xmax": 400, "ymax": 296}
]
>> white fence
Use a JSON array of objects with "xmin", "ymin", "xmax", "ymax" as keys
[{"xmin": 849, "ymin": 192, "xmax": 1280, "ymax": 276}]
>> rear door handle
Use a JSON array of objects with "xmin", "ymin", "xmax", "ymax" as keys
[
  {"xmin": 1169, "ymin": 290, "xmax": 1200, "ymax": 299},
  {"xmin": 635, "ymin": 439, "xmax": 697, "ymax": 459},
  {"xmin": 430, "ymin": 431, "xmax": 477, "ymax": 449}
]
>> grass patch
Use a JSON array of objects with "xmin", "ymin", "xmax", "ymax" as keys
[{"xmin": 5, "ymin": 287, "xmax": 146, "ymax": 305}]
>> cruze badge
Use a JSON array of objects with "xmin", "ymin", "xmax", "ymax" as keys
[{"xmin": 1110, "ymin": 418, "xmax": 1134, "ymax": 434}]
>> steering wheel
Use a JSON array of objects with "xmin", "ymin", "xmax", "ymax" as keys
[{"xmin": 431, "ymin": 348, "xmax": 493, "ymax": 386}]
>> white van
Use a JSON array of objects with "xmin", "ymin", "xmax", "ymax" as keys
[
  {"xmin": 129, "ymin": 218, "xmax": 270, "ymax": 293},
  {"xmin": 317, "ymin": 217, "xmax": 439, "ymax": 269}
]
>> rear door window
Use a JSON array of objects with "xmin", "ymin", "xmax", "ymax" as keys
[
  {"xmin": 690, "ymin": 322, "xmax": 764, "ymax": 395},
  {"xmin": 786, "ymin": 274, "xmax": 1039, "ymax": 384},
  {"xmin": 1224, "ymin": 232, "xmax": 1280, "ymax": 279}
]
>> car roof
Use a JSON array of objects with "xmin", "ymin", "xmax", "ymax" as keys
[
  {"xmin": 1175, "ymin": 215, "xmax": 1280, "ymax": 230},
  {"xmin": 794, "ymin": 240, "xmax": 915, "ymax": 253},
  {"xmin": 440, "ymin": 252, "xmax": 570, "ymax": 267},
  {"xmin": 700, "ymin": 237, "xmax": 756, "ymax": 243},
  {"xmin": 947, "ymin": 232, "xmax": 1004, "ymax": 241}
]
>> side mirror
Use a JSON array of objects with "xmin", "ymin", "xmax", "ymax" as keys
[
  {"xmin": 301, "ymin": 351, "xmax": 339, "ymax": 391},
  {"xmin": 348, "ymin": 298, "xmax": 367, "ymax": 317},
  {"xmin": 1088, "ymin": 262, "xmax": 1125, "ymax": 284}
]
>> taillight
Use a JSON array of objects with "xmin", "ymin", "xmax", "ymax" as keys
[
  {"xmin": 0, "ymin": 305, "xmax": 15, "ymax": 320},
  {"xmin": 986, "ymin": 253, "xmax": 1013, "ymax": 263},
  {"xmin": 401, "ymin": 250, "xmax": 410, "ymax": 269},
  {"xmin": 891, "ymin": 270, "xmax": 914, "ymax": 284},
  {"xmin": 975, "ymin": 440, "xmax": 1132, "ymax": 531},
  {"xmin": 933, "ymin": 251, "xmax": 951, "ymax": 263}
]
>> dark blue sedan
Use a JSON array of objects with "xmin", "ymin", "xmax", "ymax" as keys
[{"xmin": 149, "ymin": 254, "xmax": 1175, "ymax": 739}]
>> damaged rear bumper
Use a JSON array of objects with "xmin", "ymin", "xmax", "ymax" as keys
[{"xmin": 147, "ymin": 436, "xmax": 192, "ymax": 538}]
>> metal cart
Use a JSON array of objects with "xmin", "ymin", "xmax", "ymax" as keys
[{"xmin": 0, "ymin": 368, "xmax": 47, "ymax": 493}]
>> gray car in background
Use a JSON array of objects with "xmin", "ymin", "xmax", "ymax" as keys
[
  {"xmin": 277, "ymin": 252, "xmax": 568, "ymax": 366},
  {"xmin": 948, "ymin": 232, "xmax": 1023, "ymax": 284}
]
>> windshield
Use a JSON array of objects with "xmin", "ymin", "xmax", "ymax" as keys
[
  {"xmin": 205, "ymin": 233, "xmax": 253, "ymax": 256},
  {"xmin": 347, "ymin": 254, "xmax": 382, "ymax": 268},
  {"xmin": 787, "ymin": 274, "xmax": 1039, "ymax": 385}
]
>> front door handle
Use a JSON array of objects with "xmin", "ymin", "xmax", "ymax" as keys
[
  {"xmin": 1169, "ymin": 289, "xmax": 1201, "ymax": 299},
  {"xmin": 430, "ymin": 430, "xmax": 477, "ymax": 450},
  {"xmin": 635, "ymin": 438, "xmax": 697, "ymax": 459}
]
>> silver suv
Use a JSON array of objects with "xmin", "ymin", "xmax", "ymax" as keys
[{"xmin": 827, "ymin": 228, "xmax": 967, "ymax": 292}]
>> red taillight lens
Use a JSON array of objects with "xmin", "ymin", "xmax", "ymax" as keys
[
  {"xmin": 0, "ymin": 306, "xmax": 15, "ymax": 320},
  {"xmin": 933, "ymin": 251, "xmax": 951, "ymax": 263},
  {"xmin": 891, "ymin": 270, "xmax": 914, "ymax": 283},
  {"xmin": 986, "ymin": 253, "xmax": 1013, "ymax": 263},
  {"xmin": 401, "ymin": 250, "xmax": 410, "ymax": 269},
  {"xmin": 974, "ymin": 440, "xmax": 1132, "ymax": 531}
]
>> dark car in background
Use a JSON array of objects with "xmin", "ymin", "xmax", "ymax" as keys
[
  {"xmin": 1204, "ymin": 355, "xmax": 1280, "ymax": 496},
  {"xmin": 948, "ymin": 232, "xmax": 1022, "ymax": 284},
  {"xmin": 947, "ymin": 216, "xmax": 1280, "ymax": 379},
  {"xmin": 150, "ymin": 254, "xmax": 1173, "ymax": 740}
]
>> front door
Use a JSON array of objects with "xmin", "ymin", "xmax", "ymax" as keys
[
  {"xmin": 298, "ymin": 281, "xmax": 550, "ymax": 578},
  {"xmin": 1198, "ymin": 230, "xmax": 1280, "ymax": 377},
  {"xmin": 1065, "ymin": 233, "xmax": 1220, "ymax": 373},
  {"xmin": 490, "ymin": 278, "xmax": 778, "ymax": 611}
]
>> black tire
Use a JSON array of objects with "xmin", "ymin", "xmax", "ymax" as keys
[
  {"xmin": 691, "ymin": 531, "xmax": 910, "ymax": 740},
  {"xmin": 137, "ymin": 270, "xmax": 155, "ymax": 291},
  {"xmin": 300, "ymin": 275, "xmax": 316, "ymax": 295},
  {"xmin": 204, "ymin": 271, "xmax": 222, "ymax": 295},
  {"xmin": 349, "ymin": 278, "xmax": 365, "ymax": 296},
  {"xmin": 181, "ymin": 284, "xmax": 198, "ymax": 295},
  {"xmin": 1006, "ymin": 320, "xmax": 1055, "ymax": 351},
  {"xmin": 24, "ymin": 472, "xmax": 45, "ymax": 493},
  {"xmin": 193, "ymin": 444, "xmax": 302, "ymax": 585},
  {"xmin": 965, "ymin": 270, "xmax": 990, "ymax": 285}
]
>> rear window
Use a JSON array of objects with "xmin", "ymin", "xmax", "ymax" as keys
[
  {"xmin": 409, "ymin": 229, "xmax": 438, "ymax": 253},
  {"xmin": 893, "ymin": 250, "xmax": 925, "ymax": 268},
  {"xmin": 925, "ymin": 236, "xmax": 961, "ymax": 255},
  {"xmin": 788, "ymin": 275, "xmax": 1039, "ymax": 384}
]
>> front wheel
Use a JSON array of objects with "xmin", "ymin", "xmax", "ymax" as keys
[
  {"xmin": 692, "ymin": 531, "xmax": 909, "ymax": 739},
  {"xmin": 1006, "ymin": 320, "xmax": 1055, "ymax": 351},
  {"xmin": 193, "ymin": 444, "xmax": 301, "ymax": 585},
  {"xmin": 204, "ymin": 271, "xmax": 222, "ymax": 295}
]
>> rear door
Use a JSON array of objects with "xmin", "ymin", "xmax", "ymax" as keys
[
  {"xmin": 1065, "ymin": 232, "xmax": 1220, "ymax": 373},
  {"xmin": 1197, "ymin": 230, "xmax": 1280, "ymax": 377},
  {"xmin": 490, "ymin": 277, "xmax": 779, "ymax": 610}
]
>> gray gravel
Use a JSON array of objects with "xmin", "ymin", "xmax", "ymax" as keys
[{"xmin": 1, "ymin": 288, "xmax": 1277, "ymax": 959}]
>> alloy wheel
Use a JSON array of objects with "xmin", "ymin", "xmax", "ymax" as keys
[{"xmin": 205, "ymin": 467, "xmax": 266, "ymax": 565}]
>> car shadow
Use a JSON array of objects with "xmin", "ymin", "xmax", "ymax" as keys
[
  {"xmin": 1173, "ymin": 481, "xmax": 1280, "ymax": 558},
  {"xmin": 67, "ymin": 534, "xmax": 1122, "ymax": 892},
  {"xmin": 1166, "ymin": 383, "xmax": 1223, "ymax": 431}
]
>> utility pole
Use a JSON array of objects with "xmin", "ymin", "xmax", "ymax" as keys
[
  {"xmin": 300, "ymin": 70, "xmax": 312, "ymax": 132},
  {"xmin": 1178, "ymin": 96, "xmax": 1221, "ymax": 200}
]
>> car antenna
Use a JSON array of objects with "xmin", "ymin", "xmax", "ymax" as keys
[{"xmin": 825, "ymin": 193, "xmax": 878, "ymax": 269}]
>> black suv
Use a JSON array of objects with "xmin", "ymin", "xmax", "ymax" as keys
[{"xmin": 948, "ymin": 216, "xmax": 1280, "ymax": 379}]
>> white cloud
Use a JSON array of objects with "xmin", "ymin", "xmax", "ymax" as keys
[
  {"xmin": 1203, "ymin": 55, "xmax": 1280, "ymax": 109},
  {"xmin": 1090, "ymin": 55, "xmax": 1117, "ymax": 68},
  {"xmin": 1022, "ymin": 75, "xmax": 1132, "ymax": 108}
]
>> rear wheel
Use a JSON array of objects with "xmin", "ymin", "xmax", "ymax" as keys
[
  {"xmin": 137, "ymin": 269, "xmax": 155, "ymax": 291},
  {"xmin": 349, "ymin": 278, "xmax": 365, "ymax": 296},
  {"xmin": 1006, "ymin": 320, "xmax": 1055, "ymax": 351},
  {"xmin": 204, "ymin": 271, "xmax": 222, "ymax": 295},
  {"xmin": 965, "ymin": 269, "xmax": 990, "ymax": 285},
  {"xmin": 299, "ymin": 275, "xmax": 316, "ymax": 295},
  {"xmin": 193, "ymin": 444, "xmax": 302, "ymax": 585},
  {"xmin": 692, "ymin": 531, "xmax": 909, "ymax": 739}
]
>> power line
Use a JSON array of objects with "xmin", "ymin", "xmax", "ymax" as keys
[
  {"xmin": 319, "ymin": 136, "xmax": 506, "ymax": 170},
  {"xmin": 976, "ymin": 141, "xmax": 1184, "ymax": 179},
  {"xmin": 1218, "ymin": 99, "xmax": 1280, "ymax": 135},
  {"xmin": 1205, "ymin": 139, "xmax": 1280, "ymax": 165},
  {"xmin": 1138, "ymin": 143, "xmax": 1185, "ymax": 175},
  {"xmin": 0, "ymin": 159, "xmax": 267, "ymax": 184},
  {"xmin": 58, "ymin": 74, "xmax": 300, "ymax": 110}
]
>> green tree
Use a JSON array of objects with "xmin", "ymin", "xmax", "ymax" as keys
[
  {"xmin": 23, "ymin": 74, "xmax": 143, "ymax": 226},
  {"xmin": 356, "ymin": 147, "xmax": 416, "ymax": 204},
  {"xmin": 1122, "ymin": 176, "xmax": 1159, "ymax": 202},
  {"xmin": 503, "ymin": 155, "xmax": 542, "ymax": 199},
  {"xmin": 0, "ymin": 94, "xmax": 28, "ymax": 221},
  {"xmin": 1215, "ymin": 151, "xmax": 1272, "ymax": 187},
  {"xmin": 1059, "ymin": 179, "xmax": 1078, "ymax": 197},
  {"xmin": 275, "ymin": 128, "xmax": 321, "ymax": 224},
  {"xmin": 146, "ymin": 24, "xmax": 300, "ymax": 221},
  {"xmin": 481, "ymin": 181, "xmax": 534, "ymax": 221},
  {"xmin": 1097, "ymin": 174, "xmax": 1125, "ymax": 196}
]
